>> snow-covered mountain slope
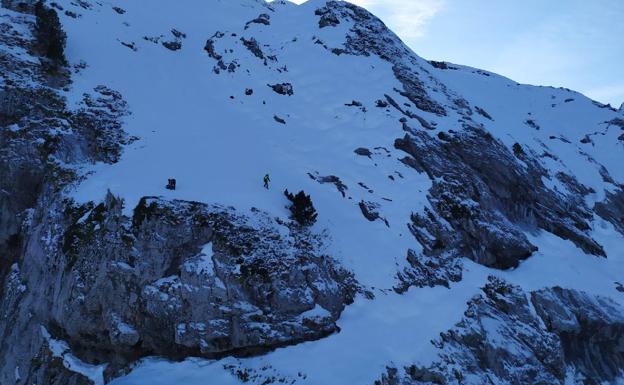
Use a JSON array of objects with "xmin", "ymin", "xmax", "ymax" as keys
[{"xmin": 1, "ymin": 0, "xmax": 623, "ymax": 384}]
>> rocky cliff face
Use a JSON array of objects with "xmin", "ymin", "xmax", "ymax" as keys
[
  {"xmin": 376, "ymin": 277, "xmax": 624, "ymax": 385},
  {"xmin": 1, "ymin": 193, "xmax": 356, "ymax": 383},
  {"xmin": 1, "ymin": 1, "xmax": 624, "ymax": 384}
]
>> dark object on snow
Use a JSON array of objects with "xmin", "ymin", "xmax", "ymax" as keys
[
  {"xmin": 166, "ymin": 179, "xmax": 176, "ymax": 190},
  {"xmin": 512, "ymin": 143, "xmax": 525, "ymax": 158},
  {"xmin": 268, "ymin": 83, "xmax": 294, "ymax": 96},
  {"xmin": 245, "ymin": 88, "xmax": 253, "ymax": 96},
  {"xmin": 171, "ymin": 29, "xmax": 186, "ymax": 39},
  {"xmin": 162, "ymin": 41, "xmax": 182, "ymax": 51},
  {"xmin": 429, "ymin": 60, "xmax": 449, "ymax": 69},
  {"xmin": 315, "ymin": 6, "xmax": 340, "ymax": 28},
  {"xmin": 240, "ymin": 37, "xmax": 264, "ymax": 59},
  {"xmin": 580, "ymin": 135, "xmax": 592, "ymax": 144},
  {"xmin": 120, "ymin": 41, "xmax": 137, "ymax": 51},
  {"xmin": 308, "ymin": 173, "xmax": 348, "ymax": 198},
  {"xmin": 525, "ymin": 119, "xmax": 540, "ymax": 130},
  {"xmin": 284, "ymin": 189, "xmax": 318, "ymax": 226},
  {"xmin": 354, "ymin": 147, "xmax": 372, "ymax": 158},
  {"xmin": 263, "ymin": 174, "xmax": 270, "ymax": 189},
  {"xmin": 34, "ymin": 0, "xmax": 67, "ymax": 65},
  {"xmin": 274, "ymin": 115, "xmax": 286, "ymax": 124},
  {"xmin": 475, "ymin": 106, "xmax": 493, "ymax": 120},
  {"xmin": 359, "ymin": 200, "xmax": 389, "ymax": 227},
  {"xmin": 607, "ymin": 118, "xmax": 624, "ymax": 129},
  {"xmin": 245, "ymin": 13, "xmax": 271, "ymax": 29}
]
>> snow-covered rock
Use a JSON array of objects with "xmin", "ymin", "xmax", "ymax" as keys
[
  {"xmin": 376, "ymin": 277, "xmax": 624, "ymax": 385},
  {"xmin": 1, "ymin": 193, "xmax": 356, "ymax": 381}
]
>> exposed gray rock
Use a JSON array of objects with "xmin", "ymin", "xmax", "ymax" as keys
[
  {"xmin": 395, "ymin": 125, "xmax": 604, "ymax": 273},
  {"xmin": 531, "ymin": 287, "xmax": 624, "ymax": 383},
  {"xmin": 0, "ymin": 11, "xmax": 128, "ymax": 384},
  {"xmin": 395, "ymin": 249, "xmax": 462, "ymax": 292},
  {"xmin": 525, "ymin": 118, "xmax": 540, "ymax": 130},
  {"xmin": 120, "ymin": 41, "xmax": 137, "ymax": 51},
  {"xmin": 315, "ymin": 2, "xmax": 447, "ymax": 116},
  {"xmin": 428, "ymin": 60, "xmax": 458, "ymax": 70},
  {"xmin": 241, "ymin": 37, "xmax": 264, "ymax": 59},
  {"xmin": 594, "ymin": 188, "xmax": 624, "ymax": 235},
  {"xmin": 24, "ymin": 346, "xmax": 93, "ymax": 385},
  {"xmin": 268, "ymin": 82, "xmax": 293, "ymax": 96},
  {"xmin": 608, "ymin": 118, "xmax": 624, "ymax": 128},
  {"xmin": 308, "ymin": 172, "xmax": 348, "ymax": 198},
  {"xmin": 375, "ymin": 99, "xmax": 388, "ymax": 108},
  {"xmin": 354, "ymin": 147, "xmax": 372, "ymax": 158},
  {"xmin": 376, "ymin": 277, "xmax": 624, "ymax": 385},
  {"xmin": 205, "ymin": 31, "xmax": 235, "ymax": 74},
  {"xmin": 382, "ymin": 94, "xmax": 436, "ymax": 130},
  {"xmin": 475, "ymin": 106, "xmax": 492, "ymax": 120},
  {"xmin": 162, "ymin": 40, "xmax": 181, "ymax": 51},
  {"xmin": 0, "ymin": 195, "xmax": 358, "ymax": 383},
  {"xmin": 245, "ymin": 13, "xmax": 270, "ymax": 29},
  {"xmin": 359, "ymin": 200, "xmax": 388, "ymax": 227},
  {"xmin": 204, "ymin": 32, "xmax": 224, "ymax": 60},
  {"xmin": 170, "ymin": 28, "xmax": 185, "ymax": 39},
  {"xmin": 1, "ymin": 0, "xmax": 36, "ymax": 12},
  {"xmin": 0, "ymin": 8, "xmax": 130, "ymax": 300},
  {"xmin": 314, "ymin": 6, "xmax": 340, "ymax": 28}
]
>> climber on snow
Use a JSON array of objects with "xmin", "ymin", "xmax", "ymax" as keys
[{"xmin": 263, "ymin": 174, "xmax": 270, "ymax": 189}]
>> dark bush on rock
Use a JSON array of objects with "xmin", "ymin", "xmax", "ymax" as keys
[
  {"xmin": 512, "ymin": 142, "xmax": 525, "ymax": 158},
  {"xmin": 34, "ymin": 0, "xmax": 66, "ymax": 65},
  {"xmin": 284, "ymin": 189, "xmax": 318, "ymax": 226}
]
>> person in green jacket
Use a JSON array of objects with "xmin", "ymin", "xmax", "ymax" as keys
[{"xmin": 263, "ymin": 174, "xmax": 270, "ymax": 189}]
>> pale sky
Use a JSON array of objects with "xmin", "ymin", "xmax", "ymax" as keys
[{"xmin": 288, "ymin": 0, "xmax": 624, "ymax": 107}]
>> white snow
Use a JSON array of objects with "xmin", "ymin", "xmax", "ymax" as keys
[
  {"xmin": 183, "ymin": 243, "xmax": 216, "ymax": 275},
  {"xmin": 299, "ymin": 304, "xmax": 331, "ymax": 320},
  {"xmin": 41, "ymin": 326, "xmax": 108, "ymax": 385},
  {"xmin": 111, "ymin": 313, "xmax": 138, "ymax": 336}
]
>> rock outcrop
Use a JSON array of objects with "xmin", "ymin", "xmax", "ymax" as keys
[
  {"xmin": 594, "ymin": 188, "xmax": 624, "ymax": 235},
  {"xmin": 396, "ymin": 126, "xmax": 602, "ymax": 269},
  {"xmin": 0, "ymin": 194, "xmax": 357, "ymax": 383},
  {"xmin": 0, "ymin": 5, "xmax": 129, "ymax": 298},
  {"xmin": 315, "ymin": 1, "xmax": 448, "ymax": 117},
  {"xmin": 376, "ymin": 277, "xmax": 624, "ymax": 385}
]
